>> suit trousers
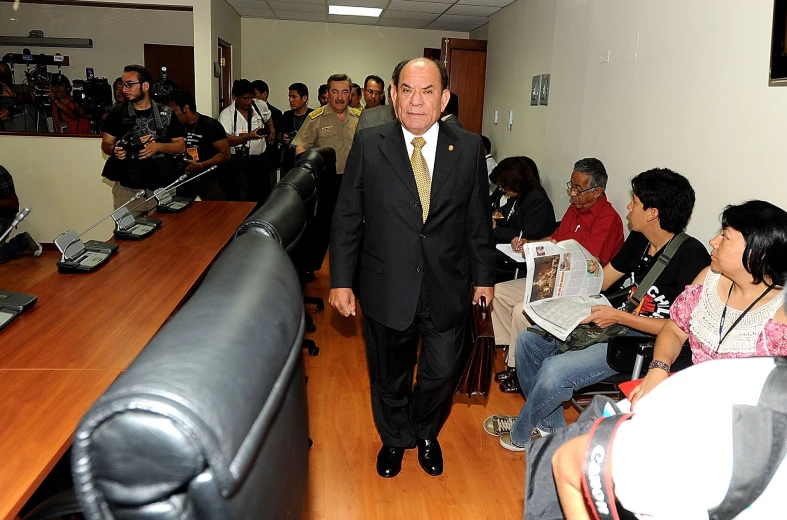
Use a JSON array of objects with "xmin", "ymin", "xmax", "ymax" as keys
[
  {"xmin": 490, "ymin": 278, "xmax": 530, "ymax": 368},
  {"xmin": 362, "ymin": 279, "xmax": 469, "ymax": 448}
]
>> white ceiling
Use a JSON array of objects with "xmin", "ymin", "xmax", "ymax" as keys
[{"xmin": 227, "ymin": 0, "xmax": 513, "ymax": 32}]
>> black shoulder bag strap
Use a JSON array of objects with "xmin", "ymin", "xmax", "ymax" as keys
[
  {"xmin": 621, "ymin": 232, "xmax": 689, "ymax": 313},
  {"xmin": 708, "ymin": 357, "xmax": 787, "ymax": 520}
]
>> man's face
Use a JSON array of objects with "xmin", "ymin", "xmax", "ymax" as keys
[
  {"xmin": 235, "ymin": 92, "xmax": 253, "ymax": 112},
  {"xmin": 289, "ymin": 90, "xmax": 307, "ymax": 111},
  {"xmin": 167, "ymin": 102, "xmax": 188, "ymax": 124},
  {"xmin": 254, "ymin": 89, "xmax": 267, "ymax": 102},
  {"xmin": 328, "ymin": 80, "xmax": 351, "ymax": 114},
  {"xmin": 349, "ymin": 88, "xmax": 361, "ymax": 108},
  {"xmin": 52, "ymin": 84, "xmax": 68, "ymax": 100},
  {"xmin": 567, "ymin": 171, "xmax": 602, "ymax": 210},
  {"xmin": 392, "ymin": 59, "xmax": 449, "ymax": 136},
  {"xmin": 363, "ymin": 79, "xmax": 384, "ymax": 109},
  {"xmin": 121, "ymin": 71, "xmax": 148, "ymax": 104},
  {"xmin": 318, "ymin": 91, "xmax": 328, "ymax": 106},
  {"xmin": 114, "ymin": 83, "xmax": 125, "ymax": 103}
]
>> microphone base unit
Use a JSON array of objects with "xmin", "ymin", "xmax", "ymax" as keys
[
  {"xmin": 157, "ymin": 196, "xmax": 194, "ymax": 213},
  {"xmin": 113, "ymin": 216, "xmax": 162, "ymax": 240},
  {"xmin": 0, "ymin": 290, "xmax": 38, "ymax": 331},
  {"xmin": 56, "ymin": 240, "xmax": 118, "ymax": 274}
]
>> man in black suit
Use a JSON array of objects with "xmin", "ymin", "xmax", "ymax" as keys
[{"xmin": 329, "ymin": 58, "xmax": 496, "ymax": 479}]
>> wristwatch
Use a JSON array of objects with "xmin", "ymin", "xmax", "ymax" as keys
[{"xmin": 648, "ymin": 359, "xmax": 670, "ymax": 374}]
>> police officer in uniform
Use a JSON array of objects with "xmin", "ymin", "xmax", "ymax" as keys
[{"xmin": 293, "ymin": 73, "xmax": 361, "ymax": 177}]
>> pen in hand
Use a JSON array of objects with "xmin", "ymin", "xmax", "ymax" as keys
[{"xmin": 512, "ymin": 230, "xmax": 524, "ymax": 253}]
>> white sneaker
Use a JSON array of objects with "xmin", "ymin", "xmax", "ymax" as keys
[
  {"xmin": 483, "ymin": 414, "xmax": 516, "ymax": 436},
  {"xmin": 23, "ymin": 232, "xmax": 42, "ymax": 257},
  {"xmin": 499, "ymin": 432, "xmax": 526, "ymax": 452},
  {"xmin": 530, "ymin": 427, "xmax": 551, "ymax": 442}
]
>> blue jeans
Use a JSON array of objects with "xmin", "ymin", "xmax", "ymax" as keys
[{"xmin": 509, "ymin": 328, "xmax": 634, "ymax": 447}]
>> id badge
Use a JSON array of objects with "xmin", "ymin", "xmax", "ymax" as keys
[{"xmin": 187, "ymin": 147, "xmax": 199, "ymax": 161}]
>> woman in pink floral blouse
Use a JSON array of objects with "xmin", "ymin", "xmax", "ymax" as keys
[{"xmin": 630, "ymin": 200, "xmax": 787, "ymax": 406}]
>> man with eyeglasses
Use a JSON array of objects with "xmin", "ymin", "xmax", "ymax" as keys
[
  {"xmin": 293, "ymin": 73, "xmax": 361, "ymax": 176},
  {"xmin": 490, "ymin": 158, "xmax": 624, "ymax": 393},
  {"xmin": 362, "ymin": 75, "xmax": 386, "ymax": 109},
  {"xmin": 101, "ymin": 64, "xmax": 186, "ymax": 216}
]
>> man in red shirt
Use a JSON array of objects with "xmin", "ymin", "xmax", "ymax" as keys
[
  {"xmin": 50, "ymin": 74, "xmax": 90, "ymax": 134},
  {"xmin": 492, "ymin": 158, "xmax": 624, "ymax": 391}
]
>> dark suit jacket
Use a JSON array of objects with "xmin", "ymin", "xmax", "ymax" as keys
[
  {"xmin": 357, "ymin": 104, "xmax": 397, "ymax": 131},
  {"xmin": 493, "ymin": 189, "xmax": 557, "ymax": 244},
  {"xmin": 331, "ymin": 120, "xmax": 496, "ymax": 332}
]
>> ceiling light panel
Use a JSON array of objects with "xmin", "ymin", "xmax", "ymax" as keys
[{"xmin": 329, "ymin": 6, "xmax": 383, "ymax": 16}]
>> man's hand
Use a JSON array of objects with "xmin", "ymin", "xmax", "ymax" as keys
[
  {"xmin": 511, "ymin": 236, "xmax": 527, "ymax": 252},
  {"xmin": 473, "ymin": 286, "xmax": 494, "ymax": 305},
  {"xmin": 113, "ymin": 146, "xmax": 127, "ymax": 160},
  {"xmin": 580, "ymin": 305, "xmax": 625, "ymax": 328},
  {"xmin": 266, "ymin": 133, "xmax": 276, "ymax": 144},
  {"xmin": 138, "ymin": 141, "xmax": 161, "ymax": 159},
  {"xmin": 184, "ymin": 159, "xmax": 202, "ymax": 174},
  {"xmin": 329, "ymin": 288, "xmax": 357, "ymax": 317},
  {"xmin": 244, "ymin": 130, "xmax": 263, "ymax": 141}
]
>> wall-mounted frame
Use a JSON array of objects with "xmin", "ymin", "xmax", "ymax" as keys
[{"xmin": 770, "ymin": 0, "xmax": 787, "ymax": 85}]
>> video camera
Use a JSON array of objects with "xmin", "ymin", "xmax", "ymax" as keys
[
  {"xmin": 72, "ymin": 68, "xmax": 112, "ymax": 119},
  {"xmin": 115, "ymin": 130, "xmax": 153, "ymax": 160},
  {"xmin": 24, "ymin": 64, "xmax": 52, "ymax": 108},
  {"xmin": 150, "ymin": 65, "xmax": 178, "ymax": 103}
]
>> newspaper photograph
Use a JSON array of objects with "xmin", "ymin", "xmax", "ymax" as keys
[{"xmin": 521, "ymin": 240, "xmax": 610, "ymax": 340}]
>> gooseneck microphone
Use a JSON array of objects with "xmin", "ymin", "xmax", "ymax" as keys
[{"xmin": 0, "ymin": 207, "xmax": 31, "ymax": 245}]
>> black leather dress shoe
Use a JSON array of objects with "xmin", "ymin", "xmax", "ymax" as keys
[
  {"xmin": 376, "ymin": 445, "xmax": 405, "ymax": 478},
  {"xmin": 499, "ymin": 375, "xmax": 522, "ymax": 394},
  {"xmin": 494, "ymin": 367, "xmax": 516, "ymax": 382},
  {"xmin": 416, "ymin": 438, "xmax": 443, "ymax": 476}
]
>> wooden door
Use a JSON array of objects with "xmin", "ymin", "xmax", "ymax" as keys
[
  {"xmin": 143, "ymin": 43, "xmax": 195, "ymax": 97},
  {"xmin": 218, "ymin": 39, "xmax": 232, "ymax": 110},
  {"xmin": 440, "ymin": 38, "xmax": 487, "ymax": 134}
]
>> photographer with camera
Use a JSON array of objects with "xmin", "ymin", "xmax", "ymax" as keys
[
  {"xmin": 50, "ymin": 74, "xmax": 89, "ymax": 134},
  {"xmin": 218, "ymin": 79, "xmax": 274, "ymax": 202},
  {"xmin": 277, "ymin": 83, "xmax": 312, "ymax": 147},
  {"xmin": 167, "ymin": 89, "xmax": 230, "ymax": 200},
  {"xmin": 0, "ymin": 62, "xmax": 35, "ymax": 132},
  {"xmin": 101, "ymin": 64, "xmax": 186, "ymax": 216}
]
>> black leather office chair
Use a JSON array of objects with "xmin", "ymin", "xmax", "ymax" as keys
[
  {"xmin": 234, "ymin": 181, "xmax": 308, "ymax": 254},
  {"xmin": 70, "ymin": 233, "xmax": 308, "ymax": 519}
]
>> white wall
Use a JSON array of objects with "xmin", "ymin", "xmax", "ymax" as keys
[
  {"xmin": 0, "ymin": 0, "xmax": 213, "ymax": 244},
  {"xmin": 210, "ymin": 0, "xmax": 242, "ymax": 117},
  {"xmin": 241, "ymin": 18, "xmax": 468, "ymax": 110},
  {"xmin": 0, "ymin": 3, "xmax": 193, "ymax": 83},
  {"xmin": 482, "ymin": 0, "xmax": 787, "ymax": 244}
]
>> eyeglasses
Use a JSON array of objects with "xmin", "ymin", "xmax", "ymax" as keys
[
  {"xmin": 365, "ymin": 89, "xmax": 384, "ymax": 97},
  {"xmin": 121, "ymin": 81, "xmax": 141, "ymax": 89},
  {"xmin": 566, "ymin": 181, "xmax": 598, "ymax": 196}
]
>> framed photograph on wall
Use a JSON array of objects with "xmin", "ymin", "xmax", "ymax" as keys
[{"xmin": 770, "ymin": 0, "xmax": 787, "ymax": 84}]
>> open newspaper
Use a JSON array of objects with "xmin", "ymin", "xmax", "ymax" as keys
[{"xmin": 521, "ymin": 240, "xmax": 611, "ymax": 340}]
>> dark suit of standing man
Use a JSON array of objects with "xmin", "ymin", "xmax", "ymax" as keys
[{"xmin": 329, "ymin": 58, "xmax": 496, "ymax": 479}]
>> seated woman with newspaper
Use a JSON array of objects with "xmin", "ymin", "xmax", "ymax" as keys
[
  {"xmin": 483, "ymin": 168, "xmax": 710, "ymax": 451},
  {"xmin": 627, "ymin": 199, "xmax": 787, "ymax": 407}
]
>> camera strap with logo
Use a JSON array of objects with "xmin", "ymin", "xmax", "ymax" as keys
[{"xmin": 581, "ymin": 413, "xmax": 634, "ymax": 520}]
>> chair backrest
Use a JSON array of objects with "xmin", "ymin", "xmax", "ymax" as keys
[
  {"xmin": 71, "ymin": 234, "xmax": 308, "ymax": 520},
  {"xmin": 234, "ymin": 183, "xmax": 308, "ymax": 253},
  {"xmin": 296, "ymin": 147, "xmax": 338, "ymax": 273}
]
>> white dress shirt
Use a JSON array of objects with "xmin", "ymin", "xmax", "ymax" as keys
[
  {"xmin": 401, "ymin": 122, "xmax": 439, "ymax": 180},
  {"xmin": 218, "ymin": 99, "xmax": 271, "ymax": 156}
]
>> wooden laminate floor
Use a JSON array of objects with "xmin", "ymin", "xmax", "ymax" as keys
[{"xmin": 302, "ymin": 261, "xmax": 578, "ymax": 520}]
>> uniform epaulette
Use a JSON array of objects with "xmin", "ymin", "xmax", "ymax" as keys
[
  {"xmin": 309, "ymin": 106, "xmax": 324, "ymax": 119},
  {"xmin": 349, "ymin": 107, "xmax": 362, "ymax": 117}
]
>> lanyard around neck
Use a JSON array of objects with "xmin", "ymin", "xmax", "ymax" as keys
[{"xmin": 717, "ymin": 283, "xmax": 774, "ymax": 350}]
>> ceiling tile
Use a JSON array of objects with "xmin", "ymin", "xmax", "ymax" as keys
[
  {"xmin": 327, "ymin": 14, "xmax": 381, "ymax": 25},
  {"xmin": 229, "ymin": 0, "xmax": 270, "ymax": 7},
  {"xmin": 269, "ymin": 2, "xmax": 324, "ymax": 14},
  {"xmin": 443, "ymin": 4, "xmax": 499, "ymax": 16},
  {"xmin": 275, "ymin": 10, "xmax": 327, "ymax": 21},
  {"xmin": 273, "ymin": 0, "xmax": 325, "ymax": 5},
  {"xmin": 381, "ymin": 10, "xmax": 439, "ymax": 21},
  {"xmin": 386, "ymin": 0, "xmax": 450, "ymax": 14},
  {"xmin": 406, "ymin": 0, "xmax": 455, "ymax": 4},
  {"xmin": 236, "ymin": 7, "xmax": 276, "ymax": 17},
  {"xmin": 376, "ymin": 18, "xmax": 431, "ymax": 29},
  {"xmin": 434, "ymin": 13, "xmax": 487, "ymax": 25},
  {"xmin": 456, "ymin": 0, "xmax": 513, "ymax": 6}
]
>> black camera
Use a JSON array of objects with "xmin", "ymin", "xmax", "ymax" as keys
[
  {"xmin": 24, "ymin": 64, "xmax": 52, "ymax": 107},
  {"xmin": 232, "ymin": 144, "xmax": 250, "ymax": 161},
  {"xmin": 116, "ymin": 131, "xmax": 152, "ymax": 160},
  {"xmin": 72, "ymin": 72, "xmax": 112, "ymax": 119},
  {"xmin": 150, "ymin": 65, "xmax": 178, "ymax": 103}
]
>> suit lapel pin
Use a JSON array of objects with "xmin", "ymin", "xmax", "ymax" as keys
[{"xmin": 448, "ymin": 145, "xmax": 454, "ymax": 151}]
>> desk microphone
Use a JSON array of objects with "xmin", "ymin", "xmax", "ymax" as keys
[
  {"xmin": 0, "ymin": 207, "xmax": 31, "ymax": 245},
  {"xmin": 154, "ymin": 165, "xmax": 219, "ymax": 213},
  {"xmin": 1, "ymin": 208, "xmax": 38, "ymax": 329}
]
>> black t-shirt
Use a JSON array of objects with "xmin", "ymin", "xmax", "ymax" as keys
[
  {"xmin": 103, "ymin": 102, "xmax": 185, "ymax": 142},
  {"xmin": 182, "ymin": 114, "xmax": 226, "ymax": 164},
  {"xmin": 609, "ymin": 231, "xmax": 710, "ymax": 319},
  {"xmin": 278, "ymin": 108, "xmax": 313, "ymax": 139}
]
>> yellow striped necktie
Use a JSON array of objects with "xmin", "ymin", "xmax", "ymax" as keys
[{"xmin": 410, "ymin": 136, "xmax": 430, "ymax": 223}]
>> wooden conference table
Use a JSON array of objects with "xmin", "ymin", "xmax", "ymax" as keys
[{"xmin": 0, "ymin": 201, "xmax": 255, "ymax": 520}]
